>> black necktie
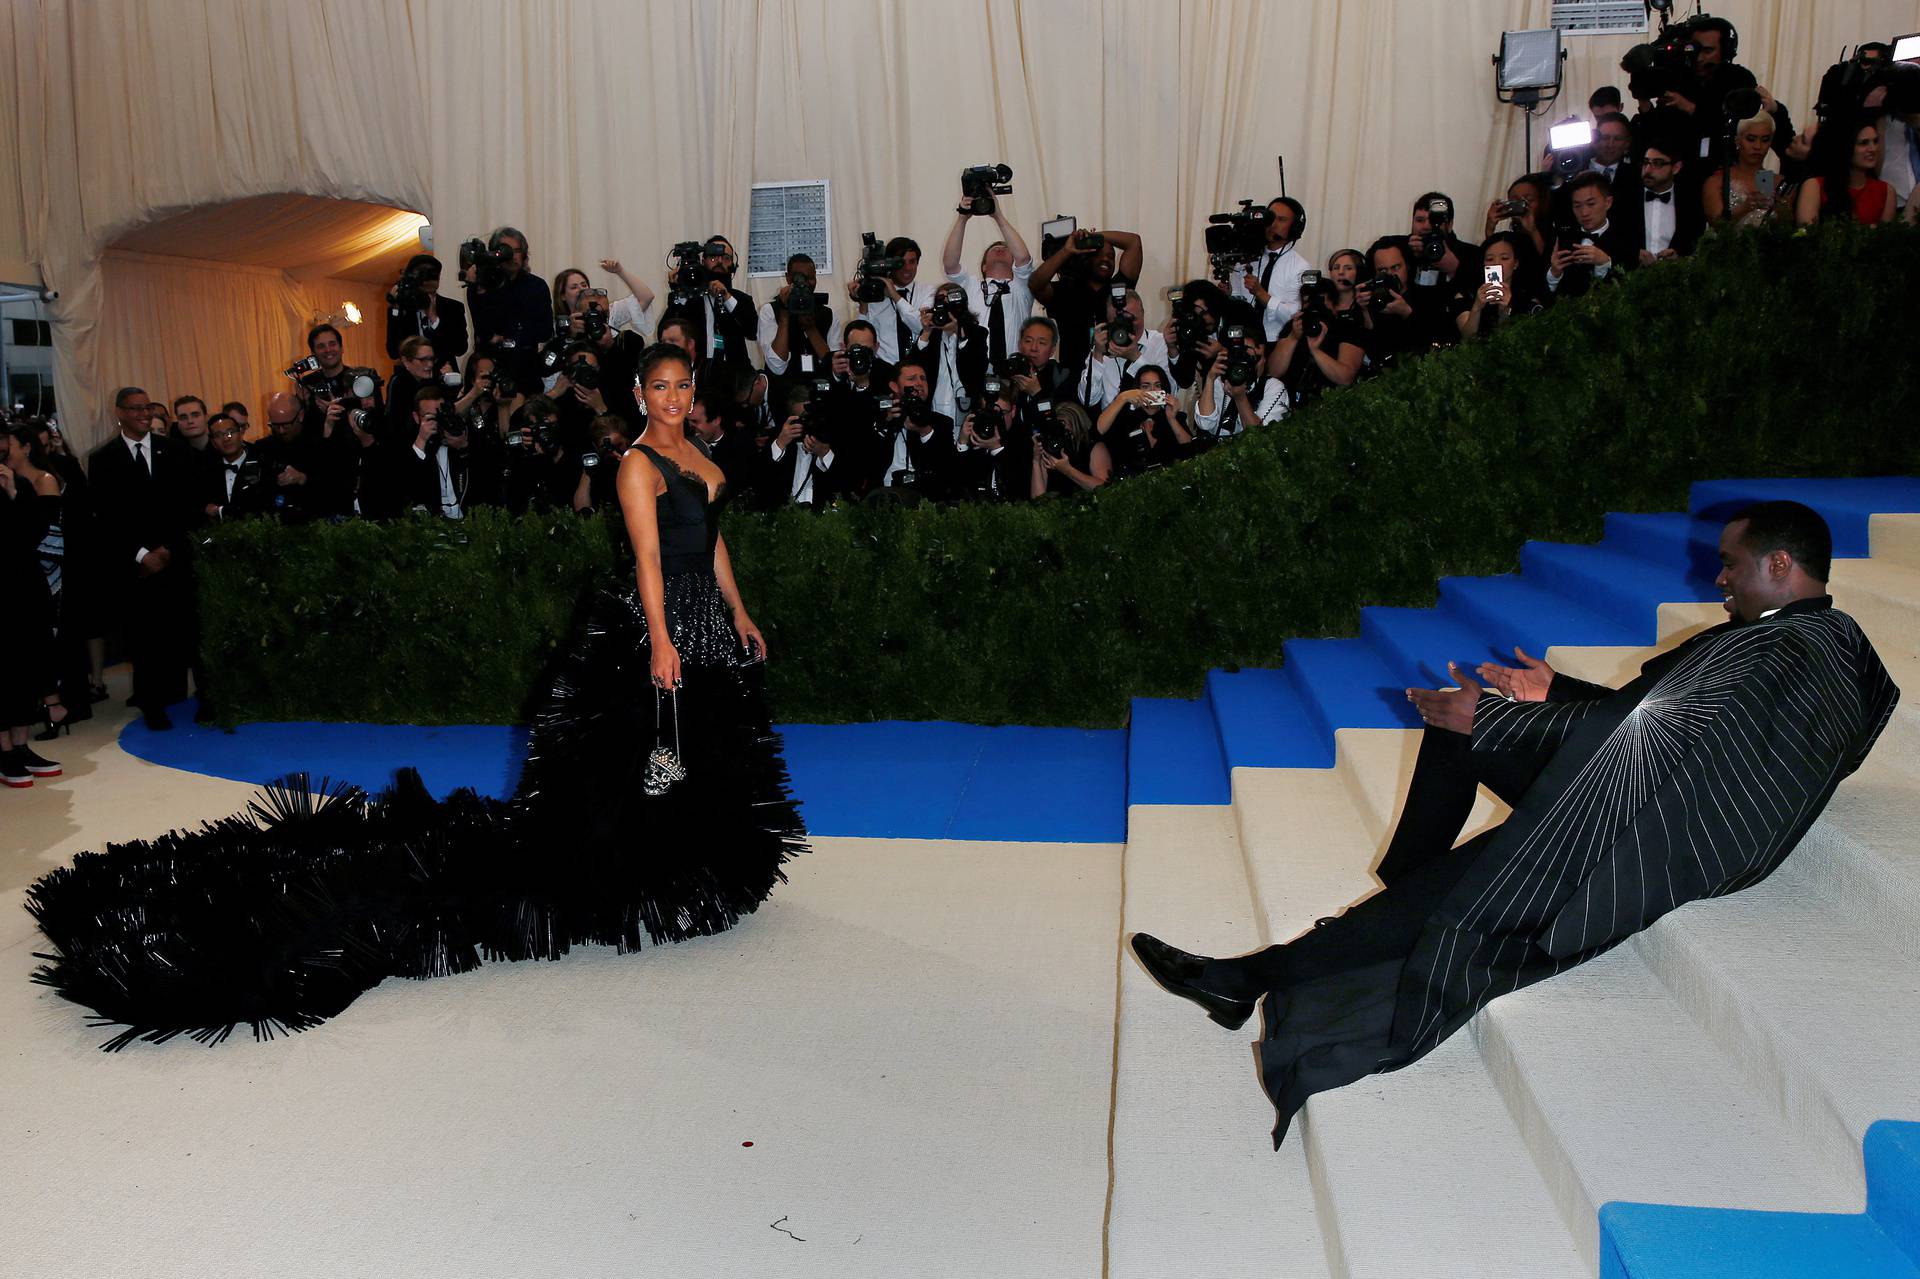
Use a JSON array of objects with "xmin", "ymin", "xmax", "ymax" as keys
[
  {"xmin": 1645, "ymin": 189, "xmax": 1672, "ymax": 204},
  {"xmin": 987, "ymin": 282, "xmax": 1009, "ymax": 368},
  {"xmin": 134, "ymin": 441, "xmax": 150, "ymax": 477},
  {"xmin": 1259, "ymin": 250, "xmax": 1280, "ymax": 290},
  {"xmin": 896, "ymin": 301, "xmax": 913, "ymax": 363}
]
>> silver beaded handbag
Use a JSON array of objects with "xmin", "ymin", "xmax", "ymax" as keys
[{"xmin": 643, "ymin": 686, "xmax": 687, "ymax": 797}]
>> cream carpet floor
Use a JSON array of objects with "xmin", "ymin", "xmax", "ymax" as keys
[{"xmin": 1, "ymin": 685, "xmax": 1124, "ymax": 1279}]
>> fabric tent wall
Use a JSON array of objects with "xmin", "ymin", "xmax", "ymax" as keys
[
  {"xmin": 97, "ymin": 252, "xmax": 390, "ymax": 434},
  {"xmin": 7, "ymin": 0, "xmax": 1919, "ymax": 453}
]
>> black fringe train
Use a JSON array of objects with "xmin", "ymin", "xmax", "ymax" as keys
[{"xmin": 25, "ymin": 576, "xmax": 808, "ymax": 1049}]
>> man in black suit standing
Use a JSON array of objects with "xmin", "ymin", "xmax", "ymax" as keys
[
  {"xmin": 668, "ymin": 236, "xmax": 758, "ymax": 371},
  {"xmin": 384, "ymin": 253, "xmax": 469, "ymax": 370},
  {"xmin": 1546, "ymin": 172, "xmax": 1639, "ymax": 300},
  {"xmin": 1633, "ymin": 137, "xmax": 1705, "ymax": 264},
  {"xmin": 87, "ymin": 387, "xmax": 202, "ymax": 729}
]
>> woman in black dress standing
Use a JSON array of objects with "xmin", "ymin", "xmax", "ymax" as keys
[{"xmin": 28, "ymin": 343, "xmax": 806, "ymax": 1046}]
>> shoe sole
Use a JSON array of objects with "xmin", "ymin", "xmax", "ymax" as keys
[
  {"xmin": 24, "ymin": 768, "xmax": 60, "ymax": 778},
  {"xmin": 1128, "ymin": 936, "xmax": 1257, "ymax": 1032},
  {"xmin": 1, "ymin": 778, "xmax": 31, "ymax": 789}
]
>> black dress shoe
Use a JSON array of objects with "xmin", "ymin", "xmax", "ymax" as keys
[
  {"xmin": 143, "ymin": 709, "xmax": 174, "ymax": 732},
  {"xmin": 1129, "ymin": 933, "xmax": 1257, "ymax": 1030}
]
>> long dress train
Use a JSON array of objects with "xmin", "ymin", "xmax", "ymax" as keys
[{"xmin": 26, "ymin": 441, "xmax": 807, "ymax": 1048}]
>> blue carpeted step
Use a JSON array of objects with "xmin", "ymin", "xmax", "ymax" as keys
[
  {"xmin": 1204, "ymin": 668, "xmax": 1334, "ymax": 769},
  {"xmin": 1519, "ymin": 541, "xmax": 1721, "ymax": 640},
  {"xmin": 1602, "ymin": 512, "xmax": 1726, "ymax": 586},
  {"xmin": 1599, "ymin": 1204, "xmax": 1920, "ymax": 1279},
  {"xmin": 1600, "ymin": 1120, "xmax": 1920, "ymax": 1279},
  {"xmin": 1280, "ymin": 637, "xmax": 1423, "ymax": 749},
  {"xmin": 1439, "ymin": 573, "xmax": 1646, "ymax": 655},
  {"xmin": 1127, "ymin": 695, "xmax": 1230, "ymax": 806},
  {"xmin": 1690, "ymin": 478, "xmax": 1920, "ymax": 558},
  {"xmin": 1360, "ymin": 606, "xmax": 1512, "ymax": 691}
]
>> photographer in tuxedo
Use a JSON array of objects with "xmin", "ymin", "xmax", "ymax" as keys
[
  {"xmin": 849, "ymin": 235, "xmax": 935, "ymax": 369},
  {"xmin": 86, "ymin": 387, "xmax": 203, "ymax": 730},
  {"xmin": 759, "ymin": 253, "xmax": 843, "ymax": 390},
  {"xmin": 196, "ymin": 414, "xmax": 275, "ymax": 523},
  {"xmin": 955, "ymin": 376, "xmax": 1031, "ymax": 503},
  {"xmin": 669, "ymin": 236, "xmax": 757, "ymax": 369},
  {"xmin": 1406, "ymin": 192, "xmax": 1482, "ymax": 295},
  {"xmin": 1354, "ymin": 238, "xmax": 1454, "ymax": 367},
  {"xmin": 1079, "ymin": 294, "xmax": 1174, "ymax": 411},
  {"xmin": 763, "ymin": 382, "xmax": 841, "ymax": 510},
  {"xmin": 940, "ymin": 181, "xmax": 1036, "ymax": 371},
  {"xmin": 464, "ymin": 227, "xmax": 553, "ymax": 383},
  {"xmin": 1230, "ymin": 197, "xmax": 1310, "ymax": 342},
  {"xmin": 1548, "ymin": 173, "xmax": 1639, "ymax": 299},
  {"xmin": 819, "ymin": 321, "xmax": 895, "ymax": 496},
  {"xmin": 886, "ymin": 361, "xmax": 958, "ymax": 498},
  {"xmin": 254, "ymin": 391, "xmax": 338, "ymax": 521},
  {"xmin": 385, "ymin": 253, "xmax": 469, "ymax": 369},
  {"xmin": 913, "ymin": 282, "xmax": 989, "ymax": 434}
]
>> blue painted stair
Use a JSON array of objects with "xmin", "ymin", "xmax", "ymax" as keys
[
  {"xmin": 1599, "ymin": 1120, "xmax": 1920, "ymax": 1279},
  {"xmin": 1124, "ymin": 476, "xmax": 1920, "ymax": 806}
]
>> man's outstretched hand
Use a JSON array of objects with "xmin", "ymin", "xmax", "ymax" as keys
[
  {"xmin": 1407, "ymin": 663, "xmax": 1482, "ymax": 735},
  {"xmin": 1476, "ymin": 647, "xmax": 1554, "ymax": 702}
]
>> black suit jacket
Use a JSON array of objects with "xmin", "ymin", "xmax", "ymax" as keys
[
  {"xmin": 1619, "ymin": 184, "xmax": 1705, "ymax": 259},
  {"xmin": 385, "ymin": 295, "xmax": 469, "ymax": 366},
  {"xmin": 914, "ymin": 326, "xmax": 989, "ymax": 417},
  {"xmin": 196, "ymin": 449, "xmax": 278, "ymax": 524},
  {"xmin": 1549, "ymin": 220, "xmax": 1640, "ymax": 299},
  {"xmin": 705, "ymin": 428, "xmax": 762, "ymax": 503},
  {"xmin": 668, "ymin": 287, "xmax": 758, "ymax": 367},
  {"xmin": 86, "ymin": 433, "xmax": 199, "ymax": 580}
]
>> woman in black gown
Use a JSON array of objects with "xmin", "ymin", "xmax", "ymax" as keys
[{"xmin": 27, "ymin": 343, "xmax": 807, "ymax": 1048}]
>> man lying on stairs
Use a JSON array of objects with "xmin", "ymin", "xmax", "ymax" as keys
[{"xmin": 1131, "ymin": 501, "xmax": 1899, "ymax": 1146}]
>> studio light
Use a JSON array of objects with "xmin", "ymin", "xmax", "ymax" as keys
[
  {"xmin": 1496, "ymin": 28, "xmax": 1564, "ymax": 94},
  {"xmin": 341, "ymin": 301, "xmax": 362, "ymax": 325}
]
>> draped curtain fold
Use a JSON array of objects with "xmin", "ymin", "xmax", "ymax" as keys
[{"xmin": 8, "ymin": 0, "xmax": 1918, "ymax": 454}]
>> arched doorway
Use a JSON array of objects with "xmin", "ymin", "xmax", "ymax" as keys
[{"xmin": 98, "ymin": 194, "xmax": 427, "ymax": 440}]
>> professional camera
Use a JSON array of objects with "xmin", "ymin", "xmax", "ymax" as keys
[
  {"xmin": 1495, "ymin": 198, "xmax": 1530, "ymax": 220},
  {"xmin": 506, "ymin": 415, "xmax": 556, "ymax": 452},
  {"xmin": 459, "ymin": 237, "xmax": 511, "ymax": 291},
  {"xmin": 853, "ymin": 231, "xmax": 906, "ymax": 304},
  {"xmin": 1362, "ymin": 276, "xmax": 1399, "ymax": 312},
  {"xmin": 578, "ymin": 290, "xmax": 610, "ymax": 342},
  {"xmin": 1416, "ymin": 199, "xmax": 1452, "ymax": 263},
  {"xmin": 1168, "ymin": 288, "xmax": 1215, "ymax": 352},
  {"xmin": 566, "ymin": 358, "xmax": 600, "ymax": 391},
  {"xmin": 960, "ymin": 163, "xmax": 1014, "ymax": 216},
  {"xmin": 1621, "ymin": 18, "xmax": 1700, "ymax": 101},
  {"xmin": 1072, "ymin": 228, "xmax": 1106, "ymax": 253},
  {"xmin": 899, "ymin": 387, "xmax": 931, "ymax": 424},
  {"xmin": 1002, "ymin": 353, "xmax": 1033, "ymax": 379},
  {"xmin": 1033, "ymin": 406, "xmax": 1073, "ymax": 459},
  {"xmin": 1106, "ymin": 313, "xmax": 1137, "ymax": 349},
  {"xmin": 391, "ymin": 264, "xmax": 431, "ymax": 313},
  {"xmin": 1224, "ymin": 349, "xmax": 1257, "ymax": 388},
  {"xmin": 283, "ymin": 355, "xmax": 326, "ymax": 389},
  {"xmin": 1204, "ymin": 199, "xmax": 1274, "ymax": 280},
  {"xmin": 928, "ymin": 293, "xmax": 956, "ymax": 329},
  {"xmin": 780, "ymin": 286, "xmax": 827, "ymax": 322},
  {"xmin": 845, "ymin": 344, "xmax": 876, "ymax": 378},
  {"xmin": 1816, "ymin": 44, "xmax": 1896, "ymax": 119},
  {"xmin": 485, "ymin": 367, "xmax": 518, "ymax": 400},
  {"xmin": 667, "ymin": 240, "xmax": 707, "ymax": 309},
  {"xmin": 798, "ymin": 377, "xmax": 834, "ymax": 436}
]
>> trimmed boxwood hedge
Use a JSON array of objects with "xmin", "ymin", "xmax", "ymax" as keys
[{"xmin": 199, "ymin": 223, "xmax": 1920, "ymax": 728}]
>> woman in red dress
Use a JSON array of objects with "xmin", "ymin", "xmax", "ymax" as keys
[{"xmin": 1795, "ymin": 114, "xmax": 1898, "ymax": 226}]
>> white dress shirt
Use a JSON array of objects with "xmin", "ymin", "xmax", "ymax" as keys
[
  {"xmin": 1881, "ymin": 115, "xmax": 1917, "ymax": 206},
  {"xmin": 219, "ymin": 448, "xmax": 249, "ymax": 502},
  {"xmin": 1230, "ymin": 243, "xmax": 1308, "ymax": 342},
  {"xmin": 1076, "ymin": 329, "xmax": 1175, "ymax": 410},
  {"xmin": 858, "ymin": 280, "xmax": 936, "ymax": 367},
  {"xmin": 609, "ymin": 294, "xmax": 654, "ymax": 340},
  {"xmin": 769, "ymin": 438, "xmax": 834, "ymax": 506},
  {"xmin": 412, "ymin": 440, "xmax": 463, "ymax": 518},
  {"xmin": 915, "ymin": 327, "xmax": 973, "ymax": 433},
  {"xmin": 1642, "ymin": 186, "xmax": 1678, "ymax": 256},
  {"xmin": 703, "ymin": 291, "xmax": 742, "ymax": 360},
  {"xmin": 757, "ymin": 300, "xmax": 844, "ymax": 375},
  {"xmin": 1192, "ymin": 376, "xmax": 1289, "ymax": 437},
  {"xmin": 948, "ymin": 262, "xmax": 1035, "ymax": 360}
]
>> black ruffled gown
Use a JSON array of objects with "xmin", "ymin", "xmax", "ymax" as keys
[{"xmin": 26, "ymin": 441, "xmax": 807, "ymax": 1049}]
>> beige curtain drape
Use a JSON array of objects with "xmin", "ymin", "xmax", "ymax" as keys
[{"xmin": 7, "ymin": 0, "xmax": 1918, "ymax": 454}]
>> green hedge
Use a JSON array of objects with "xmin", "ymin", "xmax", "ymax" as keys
[{"xmin": 201, "ymin": 224, "xmax": 1920, "ymax": 728}]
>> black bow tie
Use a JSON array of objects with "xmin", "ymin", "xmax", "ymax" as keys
[
  {"xmin": 1645, "ymin": 189, "xmax": 1673, "ymax": 204},
  {"xmin": 224, "ymin": 462, "xmax": 242, "ymax": 472}
]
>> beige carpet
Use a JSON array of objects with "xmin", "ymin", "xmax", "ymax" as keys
[{"xmin": 2, "ymin": 687, "xmax": 1124, "ymax": 1278}]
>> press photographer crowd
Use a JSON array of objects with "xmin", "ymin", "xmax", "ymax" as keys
[{"xmin": 1, "ymin": 18, "xmax": 1916, "ymax": 782}]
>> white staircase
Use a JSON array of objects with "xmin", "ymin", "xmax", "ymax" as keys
[{"xmin": 1107, "ymin": 514, "xmax": 1920, "ymax": 1277}]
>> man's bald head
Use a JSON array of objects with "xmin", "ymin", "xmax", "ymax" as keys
[{"xmin": 266, "ymin": 391, "xmax": 302, "ymax": 437}]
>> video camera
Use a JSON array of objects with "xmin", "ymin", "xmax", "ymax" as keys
[
  {"xmin": 459, "ymin": 237, "xmax": 511, "ymax": 291},
  {"xmin": 1816, "ymin": 43, "xmax": 1920, "ymax": 118},
  {"xmin": 1621, "ymin": 15, "xmax": 1705, "ymax": 102},
  {"xmin": 853, "ymin": 231, "xmax": 905, "ymax": 304},
  {"xmin": 668, "ymin": 240, "xmax": 728, "ymax": 310},
  {"xmin": 960, "ymin": 163, "xmax": 1014, "ymax": 216},
  {"xmin": 1204, "ymin": 200, "xmax": 1274, "ymax": 282}
]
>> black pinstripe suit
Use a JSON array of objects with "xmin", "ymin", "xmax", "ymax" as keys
[{"xmin": 1244, "ymin": 597, "xmax": 1899, "ymax": 1146}]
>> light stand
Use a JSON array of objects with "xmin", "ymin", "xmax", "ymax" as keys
[{"xmin": 1493, "ymin": 28, "xmax": 1567, "ymax": 173}]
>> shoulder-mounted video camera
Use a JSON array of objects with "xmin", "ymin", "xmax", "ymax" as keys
[{"xmin": 960, "ymin": 163, "xmax": 1014, "ymax": 215}]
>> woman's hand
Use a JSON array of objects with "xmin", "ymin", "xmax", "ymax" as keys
[
  {"xmin": 735, "ymin": 611, "xmax": 767, "ymax": 661},
  {"xmin": 651, "ymin": 638, "xmax": 682, "ymax": 690}
]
